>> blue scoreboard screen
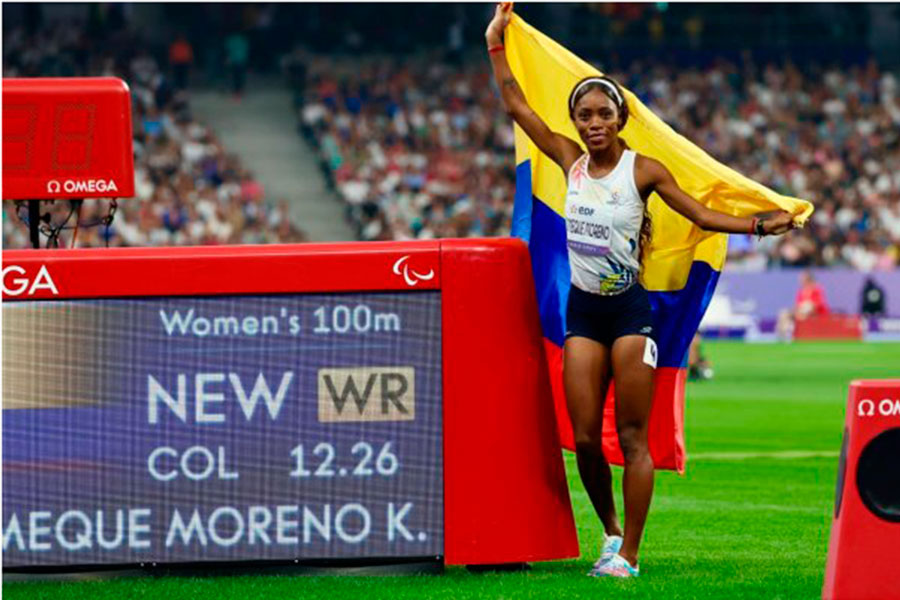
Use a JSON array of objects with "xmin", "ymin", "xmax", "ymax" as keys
[{"xmin": 2, "ymin": 292, "xmax": 443, "ymax": 567}]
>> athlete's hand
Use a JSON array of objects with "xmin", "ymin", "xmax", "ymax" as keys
[
  {"xmin": 761, "ymin": 210, "xmax": 796, "ymax": 236},
  {"xmin": 486, "ymin": 2, "xmax": 513, "ymax": 46}
]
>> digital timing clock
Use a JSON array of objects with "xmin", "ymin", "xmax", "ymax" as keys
[{"xmin": 2, "ymin": 78, "xmax": 135, "ymax": 200}]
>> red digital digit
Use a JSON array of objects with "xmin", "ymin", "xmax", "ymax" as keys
[
  {"xmin": 51, "ymin": 103, "xmax": 96, "ymax": 171},
  {"xmin": 2, "ymin": 103, "xmax": 38, "ymax": 173}
]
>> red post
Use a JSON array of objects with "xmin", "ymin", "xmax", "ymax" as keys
[
  {"xmin": 440, "ymin": 239, "xmax": 579, "ymax": 565},
  {"xmin": 823, "ymin": 379, "xmax": 900, "ymax": 600}
]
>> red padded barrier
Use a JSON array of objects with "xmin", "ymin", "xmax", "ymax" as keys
[
  {"xmin": 795, "ymin": 315, "xmax": 863, "ymax": 341},
  {"xmin": 440, "ymin": 239, "xmax": 578, "ymax": 565},
  {"xmin": 823, "ymin": 379, "xmax": 900, "ymax": 600},
  {"xmin": 2, "ymin": 242, "xmax": 441, "ymax": 300}
]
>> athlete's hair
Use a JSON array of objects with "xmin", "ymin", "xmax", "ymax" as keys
[
  {"xmin": 638, "ymin": 205, "xmax": 653, "ymax": 267},
  {"xmin": 567, "ymin": 75, "xmax": 629, "ymax": 128}
]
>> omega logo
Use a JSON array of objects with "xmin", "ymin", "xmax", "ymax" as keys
[
  {"xmin": 2, "ymin": 265, "xmax": 59, "ymax": 296},
  {"xmin": 47, "ymin": 179, "xmax": 119, "ymax": 194}
]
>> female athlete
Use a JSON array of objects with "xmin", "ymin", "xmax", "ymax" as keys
[{"xmin": 486, "ymin": 2, "xmax": 795, "ymax": 578}]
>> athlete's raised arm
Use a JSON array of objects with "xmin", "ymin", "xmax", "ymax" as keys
[
  {"xmin": 486, "ymin": 3, "xmax": 582, "ymax": 173},
  {"xmin": 635, "ymin": 155, "xmax": 796, "ymax": 236}
]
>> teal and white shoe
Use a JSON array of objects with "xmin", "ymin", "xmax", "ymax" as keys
[
  {"xmin": 587, "ymin": 535, "xmax": 623, "ymax": 575},
  {"xmin": 591, "ymin": 553, "xmax": 639, "ymax": 578}
]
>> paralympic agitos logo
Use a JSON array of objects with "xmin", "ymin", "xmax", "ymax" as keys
[
  {"xmin": 392, "ymin": 255, "xmax": 435, "ymax": 287},
  {"xmin": 1, "ymin": 265, "xmax": 59, "ymax": 296}
]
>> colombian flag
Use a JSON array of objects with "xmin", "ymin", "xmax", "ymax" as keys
[{"xmin": 506, "ymin": 14, "xmax": 813, "ymax": 471}]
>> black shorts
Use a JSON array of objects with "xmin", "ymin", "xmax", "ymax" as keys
[{"xmin": 565, "ymin": 283, "xmax": 655, "ymax": 347}]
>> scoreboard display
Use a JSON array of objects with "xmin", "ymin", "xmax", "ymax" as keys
[
  {"xmin": 3, "ymin": 293, "xmax": 442, "ymax": 566},
  {"xmin": 2, "ymin": 240, "xmax": 578, "ymax": 572}
]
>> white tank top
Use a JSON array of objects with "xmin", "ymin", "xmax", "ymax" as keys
[{"xmin": 565, "ymin": 150, "xmax": 645, "ymax": 295}]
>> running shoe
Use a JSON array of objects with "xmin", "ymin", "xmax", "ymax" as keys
[
  {"xmin": 590, "ymin": 553, "xmax": 639, "ymax": 578},
  {"xmin": 587, "ymin": 535, "xmax": 623, "ymax": 575}
]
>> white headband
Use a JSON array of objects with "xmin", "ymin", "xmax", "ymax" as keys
[{"xmin": 570, "ymin": 78, "xmax": 624, "ymax": 111}]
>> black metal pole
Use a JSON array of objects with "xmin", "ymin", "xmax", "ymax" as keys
[{"xmin": 28, "ymin": 199, "xmax": 40, "ymax": 249}]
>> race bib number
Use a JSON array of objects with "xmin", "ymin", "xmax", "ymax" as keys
[
  {"xmin": 642, "ymin": 337, "xmax": 658, "ymax": 368},
  {"xmin": 566, "ymin": 201, "xmax": 612, "ymax": 256}
]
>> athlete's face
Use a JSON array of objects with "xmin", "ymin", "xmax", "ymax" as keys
[{"xmin": 572, "ymin": 89, "xmax": 620, "ymax": 152}]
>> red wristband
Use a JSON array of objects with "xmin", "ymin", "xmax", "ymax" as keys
[
  {"xmin": 750, "ymin": 217, "xmax": 759, "ymax": 235},
  {"xmin": 488, "ymin": 44, "xmax": 505, "ymax": 54}
]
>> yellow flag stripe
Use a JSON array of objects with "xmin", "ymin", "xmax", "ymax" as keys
[{"xmin": 506, "ymin": 13, "xmax": 813, "ymax": 289}]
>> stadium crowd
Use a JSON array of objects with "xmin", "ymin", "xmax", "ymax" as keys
[
  {"xmin": 3, "ymin": 10, "xmax": 899, "ymax": 271},
  {"xmin": 2, "ymin": 22, "xmax": 306, "ymax": 248},
  {"xmin": 291, "ymin": 51, "xmax": 518, "ymax": 243},
  {"xmin": 292, "ymin": 51, "xmax": 900, "ymax": 270}
]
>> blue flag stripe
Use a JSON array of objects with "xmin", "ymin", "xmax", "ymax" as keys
[
  {"xmin": 647, "ymin": 262, "xmax": 720, "ymax": 368},
  {"xmin": 511, "ymin": 160, "xmax": 535, "ymax": 243},
  {"xmin": 512, "ymin": 160, "xmax": 569, "ymax": 347}
]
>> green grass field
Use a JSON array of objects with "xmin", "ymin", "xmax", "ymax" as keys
[{"xmin": 5, "ymin": 341, "xmax": 899, "ymax": 600}]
